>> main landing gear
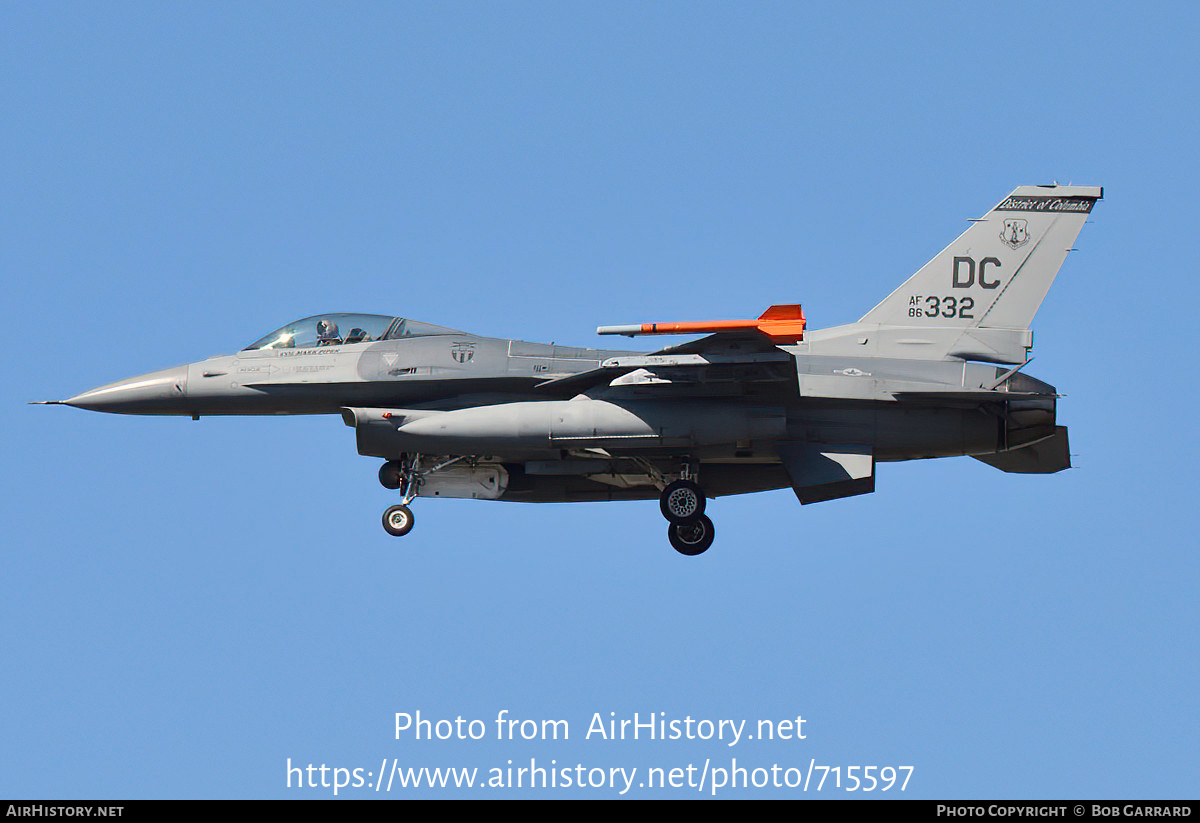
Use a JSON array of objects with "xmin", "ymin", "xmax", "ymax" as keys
[
  {"xmin": 660, "ymin": 479, "xmax": 705, "ymax": 523},
  {"xmin": 658, "ymin": 467, "xmax": 715, "ymax": 556},
  {"xmin": 667, "ymin": 514, "xmax": 715, "ymax": 556}
]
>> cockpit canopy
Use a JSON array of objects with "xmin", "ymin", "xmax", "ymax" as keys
[{"xmin": 243, "ymin": 314, "xmax": 462, "ymax": 351}]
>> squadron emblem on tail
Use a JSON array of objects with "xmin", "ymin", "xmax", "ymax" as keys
[{"xmin": 1000, "ymin": 218, "xmax": 1030, "ymax": 249}]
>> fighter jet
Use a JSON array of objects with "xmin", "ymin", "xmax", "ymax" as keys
[{"xmin": 42, "ymin": 184, "xmax": 1100, "ymax": 555}]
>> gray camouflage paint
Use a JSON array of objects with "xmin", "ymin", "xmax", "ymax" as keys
[{"xmin": 47, "ymin": 184, "xmax": 1099, "ymax": 511}]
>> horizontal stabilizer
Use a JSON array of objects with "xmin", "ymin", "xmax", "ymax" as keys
[
  {"xmin": 973, "ymin": 427, "xmax": 1071, "ymax": 474},
  {"xmin": 777, "ymin": 442, "xmax": 875, "ymax": 504}
]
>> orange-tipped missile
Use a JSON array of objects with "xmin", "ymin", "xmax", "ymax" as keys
[{"xmin": 597, "ymin": 304, "xmax": 806, "ymax": 343}]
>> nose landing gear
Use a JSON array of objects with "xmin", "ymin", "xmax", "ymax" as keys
[
  {"xmin": 378, "ymin": 454, "xmax": 477, "ymax": 537},
  {"xmin": 378, "ymin": 455, "xmax": 423, "ymax": 537},
  {"xmin": 382, "ymin": 504, "xmax": 415, "ymax": 536}
]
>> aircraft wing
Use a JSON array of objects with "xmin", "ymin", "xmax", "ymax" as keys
[
  {"xmin": 644, "ymin": 330, "xmax": 786, "ymax": 357},
  {"xmin": 537, "ymin": 315, "xmax": 799, "ymax": 398}
]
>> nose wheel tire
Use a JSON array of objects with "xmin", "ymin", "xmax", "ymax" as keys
[
  {"xmin": 382, "ymin": 504, "xmax": 415, "ymax": 537},
  {"xmin": 668, "ymin": 514, "xmax": 715, "ymax": 556},
  {"xmin": 660, "ymin": 479, "xmax": 706, "ymax": 524}
]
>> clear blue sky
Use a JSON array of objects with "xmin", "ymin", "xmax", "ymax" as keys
[{"xmin": 3, "ymin": 2, "xmax": 1196, "ymax": 798}]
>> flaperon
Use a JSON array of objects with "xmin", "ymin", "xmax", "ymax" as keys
[{"xmin": 41, "ymin": 184, "xmax": 1100, "ymax": 555}]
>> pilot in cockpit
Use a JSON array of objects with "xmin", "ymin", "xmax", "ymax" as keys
[{"xmin": 316, "ymin": 319, "xmax": 342, "ymax": 345}]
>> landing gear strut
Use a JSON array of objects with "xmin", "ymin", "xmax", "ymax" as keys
[
  {"xmin": 378, "ymin": 454, "xmax": 472, "ymax": 537},
  {"xmin": 658, "ymin": 462, "xmax": 714, "ymax": 555},
  {"xmin": 379, "ymin": 455, "xmax": 423, "ymax": 537}
]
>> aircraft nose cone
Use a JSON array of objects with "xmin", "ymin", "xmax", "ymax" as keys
[{"xmin": 64, "ymin": 364, "xmax": 189, "ymax": 414}]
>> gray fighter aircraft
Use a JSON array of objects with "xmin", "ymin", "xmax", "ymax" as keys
[{"xmin": 42, "ymin": 184, "xmax": 1100, "ymax": 555}]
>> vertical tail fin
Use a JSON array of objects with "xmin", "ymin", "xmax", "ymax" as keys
[{"xmin": 859, "ymin": 185, "xmax": 1102, "ymax": 332}]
